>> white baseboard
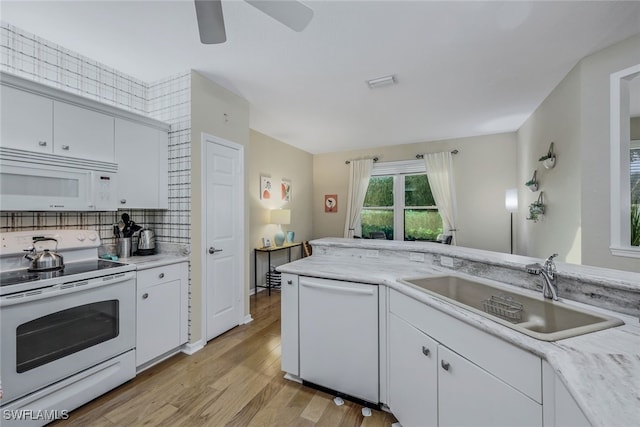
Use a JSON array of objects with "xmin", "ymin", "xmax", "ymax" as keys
[
  {"xmin": 243, "ymin": 314, "xmax": 254, "ymax": 324},
  {"xmin": 181, "ymin": 339, "xmax": 205, "ymax": 355}
]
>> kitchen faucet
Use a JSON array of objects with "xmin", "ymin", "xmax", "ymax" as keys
[{"xmin": 526, "ymin": 253, "xmax": 559, "ymax": 300}]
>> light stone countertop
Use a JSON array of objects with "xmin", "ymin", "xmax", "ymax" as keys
[
  {"xmin": 119, "ymin": 254, "xmax": 189, "ymax": 270},
  {"xmin": 278, "ymin": 250, "xmax": 640, "ymax": 427}
]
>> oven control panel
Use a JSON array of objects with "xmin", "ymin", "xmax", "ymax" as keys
[{"xmin": 0, "ymin": 229, "xmax": 101, "ymax": 257}]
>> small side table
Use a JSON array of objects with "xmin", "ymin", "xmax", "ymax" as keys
[{"xmin": 254, "ymin": 242, "xmax": 303, "ymax": 296}]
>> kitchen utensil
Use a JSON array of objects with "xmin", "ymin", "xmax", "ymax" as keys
[
  {"xmin": 113, "ymin": 224, "xmax": 120, "ymax": 238},
  {"xmin": 116, "ymin": 237, "xmax": 132, "ymax": 258},
  {"xmin": 23, "ymin": 237, "xmax": 64, "ymax": 271}
]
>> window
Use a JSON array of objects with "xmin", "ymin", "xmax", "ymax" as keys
[
  {"xmin": 610, "ymin": 64, "xmax": 640, "ymax": 257},
  {"xmin": 631, "ymin": 140, "xmax": 640, "ymax": 246},
  {"xmin": 360, "ymin": 161, "xmax": 443, "ymax": 240}
]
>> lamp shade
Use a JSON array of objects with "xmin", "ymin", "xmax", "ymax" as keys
[
  {"xmin": 270, "ymin": 209, "xmax": 291, "ymax": 225},
  {"xmin": 505, "ymin": 189, "xmax": 518, "ymax": 212}
]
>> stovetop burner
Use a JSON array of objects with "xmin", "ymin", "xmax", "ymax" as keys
[{"xmin": 0, "ymin": 259, "xmax": 129, "ymax": 288}]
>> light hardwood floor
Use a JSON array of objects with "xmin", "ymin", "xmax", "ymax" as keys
[{"xmin": 54, "ymin": 291, "xmax": 397, "ymax": 426}]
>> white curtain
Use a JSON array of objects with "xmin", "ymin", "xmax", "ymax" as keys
[
  {"xmin": 424, "ymin": 152, "xmax": 458, "ymax": 245},
  {"xmin": 343, "ymin": 159, "xmax": 374, "ymax": 238}
]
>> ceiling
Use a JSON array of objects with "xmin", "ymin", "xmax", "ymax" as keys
[{"xmin": 2, "ymin": 1, "xmax": 639, "ymax": 154}]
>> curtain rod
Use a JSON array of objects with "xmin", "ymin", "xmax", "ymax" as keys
[
  {"xmin": 345, "ymin": 156, "xmax": 379, "ymax": 165},
  {"xmin": 415, "ymin": 149, "xmax": 459, "ymax": 159}
]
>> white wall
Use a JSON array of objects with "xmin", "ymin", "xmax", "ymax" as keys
[
  {"xmin": 579, "ymin": 34, "xmax": 640, "ymax": 272},
  {"xmin": 313, "ymin": 133, "xmax": 517, "ymax": 253},
  {"xmin": 516, "ymin": 63, "xmax": 582, "ymax": 264},
  {"xmin": 190, "ymin": 70, "xmax": 250, "ymax": 342},
  {"xmin": 249, "ymin": 130, "xmax": 313, "ymax": 290}
]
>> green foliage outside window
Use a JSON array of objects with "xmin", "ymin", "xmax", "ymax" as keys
[{"xmin": 361, "ymin": 173, "xmax": 443, "ymax": 240}]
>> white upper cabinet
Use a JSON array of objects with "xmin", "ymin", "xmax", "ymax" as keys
[
  {"xmin": 115, "ymin": 118, "xmax": 169, "ymax": 209},
  {"xmin": 0, "ymin": 85, "xmax": 53, "ymax": 153},
  {"xmin": 53, "ymin": 101, "xmax": 115, "ymax": 162}
]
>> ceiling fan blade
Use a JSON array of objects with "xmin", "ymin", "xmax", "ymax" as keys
[
  {"xmin": 245, "ymin": 0, "xmax": 314, "ymax": 32},
  {"xmin": 194, "ymin": 0, "xmax": 227, "ymax": 44}
]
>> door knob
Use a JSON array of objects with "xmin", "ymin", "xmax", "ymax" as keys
[{"xmin": 209, "ymin": 247, "xmax": 223, "ymax": 254}]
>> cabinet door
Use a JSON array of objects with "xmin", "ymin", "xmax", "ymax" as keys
[
  {"xmin": 388, "ymin": 313, "xmax": 438, "ymax": 427},
  {"xmin": 115, "ymin": 118, "xmax": 168, "ymax": 209},
  {"xmin": 438, "ymin": 346, "xmax": 542, "ymax": 427},
  {"xmin": 1, "ymin": 85, "xmax": 53, "ymax": 153},
  {"xmin": 280, "ymin": 273, "xmax": 299, "ymax": 376},
  {"xmin": 136, "ymin": 279, "xmax": 182, "ymax": 366},
  {"xmin": 53, "ymin": 101, "xmax": 115, "ymax": 162}
]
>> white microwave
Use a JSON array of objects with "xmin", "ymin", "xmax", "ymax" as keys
[{"xmin": 0, "ymin": 148, "xmax": 117, "ymax": 211}]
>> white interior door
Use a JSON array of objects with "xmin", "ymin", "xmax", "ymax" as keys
[{"xmin": 204, "ymin": 134, "xmax": 244, "ymax": 341}]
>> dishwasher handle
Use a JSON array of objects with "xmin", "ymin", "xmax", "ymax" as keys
[{"xmin": 301, "ymin": 280, "xmax": 375, "ymax": 296}]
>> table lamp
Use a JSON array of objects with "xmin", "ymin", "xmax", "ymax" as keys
[{"xmin": 271, "ymin": 209, "xmax": 291, "ymax": 247}]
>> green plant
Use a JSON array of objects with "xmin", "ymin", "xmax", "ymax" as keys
[
  {"xmin": 525, "ymin": 179, "xmax": 537, "ymax": 186},
  {"xmin": 632, "ymin": 200, "xmax": 640, "ymax": 247},
  {"xmin": 527, "ymin": 201, "xmax": 545, "ymax": 222},
  {"xmin": 538, "ymin": 154, "xmax": 551, "ymax": 161}
]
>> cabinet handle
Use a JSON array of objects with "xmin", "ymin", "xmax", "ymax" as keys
[
  {"xmin": 120, "ymin": 199, "xmax": 127, "ymax": 204},
  {"xmin": 441, "ymin": 360, "xmax": 450, "ymax": 371},
  {"xmin": 422, "ymin": 346, "xmax": 431, "ymax": 357},
  {"xmin": 159, "ymin": 273, "xmax": 165, "ymax": 279},
  {"xmin": 287, "ymin": 280, "xmax": 293, "ymax": 285},
  {"xmin": 62, "ymin": 145, "xmax": 70, "ymax": 150},
  {"xmin": 38, "ymin": 141, "xmax": 47, "ymax": 146},
  {"xmin": 142, "ymin": 293, "xmax": 149, "ymax": 299}
]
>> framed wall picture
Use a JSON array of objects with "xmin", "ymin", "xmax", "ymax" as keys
[
  {"xmin": 325, "ymin": 194, "xmax": 338, "ymax": 212},
  {"xmin": 281, "ymin": 179, "xmax": 291, "ymax": 202},
  {"xmin": 260, "ymin": 176, "xmax": 272, "ymax": 200}
]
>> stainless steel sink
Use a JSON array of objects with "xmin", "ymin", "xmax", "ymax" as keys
[{"xmin": 400, "ymin": 275, "xmax": 624, "ymax": 341}]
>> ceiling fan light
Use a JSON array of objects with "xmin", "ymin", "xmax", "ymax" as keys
[{"xmin": 366, "ymin": 75, "xmax": 397, "ymax": 89}]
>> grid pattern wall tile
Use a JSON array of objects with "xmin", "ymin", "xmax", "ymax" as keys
[
  {"xmin": 1, "ymin": 23, "xmax": 147, "ymax": 114},
  {"xmin": 0, "ymin": 23, "xmax": 192, "ymax": 246}
]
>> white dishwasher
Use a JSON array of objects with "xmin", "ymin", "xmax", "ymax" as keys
[{"xmin": 299, "ymin": 276, "xmax": 379, "ymax": 404}]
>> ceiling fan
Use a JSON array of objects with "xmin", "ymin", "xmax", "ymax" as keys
[{"xmin": 194, "ymin": 0, "xmax": 314, "ymax": 44}]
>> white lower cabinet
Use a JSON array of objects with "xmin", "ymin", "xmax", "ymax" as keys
[
  {"xmin": 136, "ymin": 262, "xmax": 188, "ymax": 368},
  {"xmin": 388, "ymin": 289, "xmax": 542, "ymax": 427},
  {"xmin": 389, "ymin": 313, "xmax": 438, "ymax": 426},
  {"xmin": 438, "ymin": 345, "xmax": 541, "ymax": 427},
  {"xmin": 280, "ymin": 273, "xmax": 299, "ymax": 376}
]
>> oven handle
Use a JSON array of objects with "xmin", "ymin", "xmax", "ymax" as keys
[{"xmin": 0, "ymin": 271, "xmax": 136, "ymax": 307}]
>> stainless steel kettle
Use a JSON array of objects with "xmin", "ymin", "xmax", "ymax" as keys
[
  {"xmin": 24, "ymin": 237, "xmax": 64, "ymax": 271},
  {"xmin": 137, "ymin": 228, "xmax": 156, "ymax": 254}
]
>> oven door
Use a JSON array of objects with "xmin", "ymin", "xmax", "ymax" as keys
[{"xmin": 0, "ymin": 272, "xmax": 135, "ymax": 405}]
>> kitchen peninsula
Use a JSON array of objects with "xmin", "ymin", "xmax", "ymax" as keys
[{"xmin": 278, "ymin": 238, "xmax": 640, "ymax": 427}]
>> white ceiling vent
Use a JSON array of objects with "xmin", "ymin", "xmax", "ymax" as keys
[{"xmin": 366, "ymin": 75, "xmax": 397, "ymax": 89}]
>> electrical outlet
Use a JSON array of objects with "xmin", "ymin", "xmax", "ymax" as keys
[
  {"xmin": 440, "ymin": 255, "xmax": 454, "ymax": 267},
  {"xmin": 409, "ymin": 252, "xmax": 425, "ymax": 262},
  {"xmin": 365, "ymin": 249, "xmax": 379, "ymax": 258}
]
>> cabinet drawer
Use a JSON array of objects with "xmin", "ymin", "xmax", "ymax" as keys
[
  {"xmin": 390, "ymin": 288, "xmax": 542, "ymax": 403},
  {"xmin": 137, "ymin": 262, "xmax": 187, "ymax": 290}
]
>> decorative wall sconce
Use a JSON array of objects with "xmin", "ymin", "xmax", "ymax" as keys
[
  {"xmin": 525, "ymin": 170, "xmax": 539, "ymax": 192},
  {"xmin": 539, "ymin": 142, "xmax": 556, "ymax": 169}
]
